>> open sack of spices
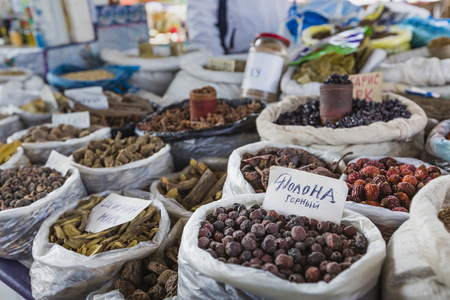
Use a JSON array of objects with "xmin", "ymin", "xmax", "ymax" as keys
[
  {"xmin": 382, "ymin": 176, "xmax": 450, "ymax": 299},
  {"xmin": 56, "ymin": 91, "xmax": 159, "ymax": 138},
  {"xmin": 425, "ymin": 119, "xmax": 450, "ymax": 163},
  {"xmin": 342, "ymin": 156, "xmax": 447, "ymax": 242},
  {"xmin": 0, "ymin": 153, "xmax": 87, "ymax": 260},
  {"xmin": 151, "ymin": 158, "xmax": 227, "ymax": 219},
  {"xmin": 223, "ymin": 141, "xmax": 346, "ymax": 198},
  {"xmin": 0, "ymin": 141, "xmax": 29, "ymax": 170},
  {"xmin": 178, "ymin": 194, "xmax": 386, "ymax": 300},
  {"xmin": 30, "ymin": 190, "xmax": 170, "ymax": 300},
  {"xmin": 65, "ymin": 132, "xmax": 173, "ymax": 193},
  {"xmin": 136, "ymin": 98, "xmax": 265, "ymax": 170},
  {"xmin": 162, "ymin": 53, "xmax": 247, "ymax": 105},
  {"xmin": 256, "ymin": 93, "xmax": 427, "ymax": 160},
  {"xmin": 87, "ymin": 218, "xmax": 187, "ymax": 300},
  {"xmin": 7, "ymin": 124, "xmax": 110, "ymax": 164}
]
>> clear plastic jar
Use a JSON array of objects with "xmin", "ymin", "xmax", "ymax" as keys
[{"xmin": 240, "ymin": 33, "xmax": 289, "ymax": 103}]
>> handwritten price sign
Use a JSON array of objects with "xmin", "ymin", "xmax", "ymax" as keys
[
  {"xmin": 349, "ymin": 72, "xmax": 383, "ymax": 102},
  {"xmin": 52, "ymin": 111, "xmax": 90, "ymax": 129}
]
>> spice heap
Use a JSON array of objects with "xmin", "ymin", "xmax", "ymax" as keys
[
  {"xmin": 19, "ymin": 98, "xmax": 50, "ymax": 114},
  {"xmin": 0, "ymin": 70, "xmax": 26, "ymax": 76},
  {"xmin": 199, "ymin": 203, "xmax": 368, "ymax": 283},
  {"xmin": 20, "ymin": 124, "xmax": 103, "ymax": 143},
  {"xmin": 137, "ymin": 101, "xmax": 263, "ymax": 132},
  {"xmin": 241, "ymin": 148, "xmax": 343, "ymax": 193},
  {"xmin": 0, "ymin": 166, "xmax": 68, "ymax": 210},
  {"xmin": 0, "ymin": 141, "xmax": 21, "ymax": 165},
  {"xmin": 438, "ymin": 207, "xmax": 450, "ymax": 233},
  {"xmin": 157, "ymin": 159, "xmax": 226, "ymax": 212},
  {"xmin": 48, "ymin": 195, "xmax": 160, "ymax": 256},
  {"xmin": 58, "ymin": 92, "xmax": 156, "ymax": 128},
  {"xmin": 275, "ymin": 98, "xmax": 411, "ymax": 128},
  {"xmin": 114, "ymin": 237, "xmax": 180, "ymax": 300},
  {"xmin": 0, "ymin": 114, "xmax": 8, "ymax": 120},
  {"xmin": 72, "ymin": 133, "xmax": 165, "ymax": 168},
  {"xmin": 344, "ymin": 157, "xmax": 442, "ymax": 212},
  {"xmin": 60, "ymin": 70, "xmax": 115, "ymax": 81}
]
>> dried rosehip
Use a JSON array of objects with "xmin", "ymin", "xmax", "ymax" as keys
[
  {"xmin": 400, "ymin": 164, "xmax": 416, "ymax": 174},
  {"xmin": 386, "ymin": 167, "xmax": 400, "ymax": 178},
  {"xmin": 361, "ymin": 166, "xmax": 380, "ymax": 178},
  {"xmin": 352, "ymin": 185, "xmax": 364, "ymax": 199},
  {"xmin": 416, "ymin": 182, "xmax": 425, "ymax": 191},
  {"xmin": 402, "ymin": 175, "xmax": 418, "ymax": 186},
  {"xmin": 353, "ymin": 179, "xmax": 367, "ymax": 187},
  {"xmin": 275, "ymin": 254, "xmax": 294, "ymax": 269},
  {"xmin": 378, "ymin": 182, "xmax": 392, "ymax": 196},
  {"xmin": 401, "ymin": 169, "xmax": 414, "ymax": 177},
  {"xmin": 381, "ymin": 195, "xmax": 400, "ymax": 209},
  {"xmin": 356, "ymin": 158, "xmax": 370, "ymax": 169},
  {"xmin": 326, "ymin": 262, "xmax": 341, "ymax": 274},
  {"xmin": 343, "ymin": 225, "xmax": 357, "ymax": 238},
  {"xmin": 262, "ymin": 263, "xmax": 279, "ymax": 276},
  {"xmin": 387, "ymin": 174, "xmax": 402, "ymax": 185},
  {"xmin": 395, "ymin": 192, "xmax": 409, "ymax": 206},
  {"xmin": 397, "ymin": 182, "xmax": 416, "ymax": 198},
  {"xmin": 291, "ymin": 226, "xmax": 307, "ymax": 242},
  {"xmin": 428, "ymin": 166, "xmax": 441, "ymax": 179},
  {"xmin": 326, "ymin": 233, "xmax": 342, "ymax": 250},
  {"xmin": 305, "ymin": 266, "xmax": 320, "ymax": 282},
  {"xmin": 364, "ymin": 183, "xmax": 380, "ymax": 201},
  {"xmin": 199, "ymin": 228, "xmax": 211, "ymax": 238},
  {"xmin": 225, "ymin": 242, "xmax": 241, "ymax": 257},
  {"xmin": 347, "ymin": 172, "xmax": 363, "ymax": 184},
  {"xmin": 363, "ymin": 160, "xmax": 385, "ymax": 170},
  {"xmin": 347, "ymin": 195, "xmax": 361, "ymax": 203},
  {"xmin": 198, "ymin": 237, "xmax": 210, "ymax": 249},
  {"xmin": 392, "ymin": 207, "xmax": 409, "ymax": 212},
  {"xmin": 373, "ymin": 175, "xmax": 387, "ymax": 184},
  {"xmin": 364, "ymin": 200, "xmax": 381, "ymax": 207},
  {"xmin": 414, "ymin": 165, "xmax": 428, "ymax": 181},
  {"xmin": 344, "ymin": 163, "xmax": 360, "ymax": 174},
  {"xmin": 317, "ymin": 222, "xmax": 330, "ymax": 234}
]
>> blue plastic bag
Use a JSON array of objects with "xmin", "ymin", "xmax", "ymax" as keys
[
  {"xmin": 46, "ymin": 64, "xmax": 140, "ymax": 92},
  {"xmin": 399, "ymin": 17, "xmax": 450, "ymax": 48}
]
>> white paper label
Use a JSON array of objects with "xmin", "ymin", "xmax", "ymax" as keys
[
  {"xmin": 241, "ymin": 52, "xmax": 284, "ymax": 94},
  {"xmin": 52, "ymin": 111, "xmax": 90, "ymax": 129},
  {"xmin": 64, "ymin": 86, "xmax": 109, "ymax": 109},
  {"xmin": 45, "ymin": 150, "xmax": 71, "ymax": 175},
  {"xmin": 349, "ymin": 72, "xmax": 383, "ymax": 102},
  {"xmin": 263, "ymin": 166, "xmax": 347, "ymax": 224},
  {"xmin": 207, "ymin": 58, "xmax": 236, "ymax": 72},
  {"xmin": 85, "ymin": 193, "xmax": 152, "ymax": 233}
]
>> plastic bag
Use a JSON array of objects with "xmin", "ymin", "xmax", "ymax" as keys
[
  {"xmin": 46, "ymin": 65, "xmax": 140, "ymax": 92},
  {"xmin": 399, "ymin": 17, "xmax": 450, "ymax": 48},
  {"xmin": 7, "ymin": 125, "xmax": 111, "ymax": 165},
  {"xmin": 382, "ymin": 176, "xmax": 450, "ymax": 299},
  {"xmin": 0, "ymin": 115, "xmax": 24, "ymax": 142},
  {"xmin": 425, "ymin": 119, "xmax": 450, "ymax": 162},
  {"xmin": 0, "ymin": 147, "xmax": 30, "ymax": 170},
  {"xmin": 151, "ymin": 159, "xmax": 228, "ymax": 219},
  {"xmin": 0, "ymin": 159, "xmax": 87, "ymax": 260},
  {"xmin": 68, "ymin": 144, "xmax": 173, "ymax": 194},
  {"xmin": 256, "ymin": 93, "xmax": 427, "ymax": 160},
  {"xmin": 223, "ymin": 141, "xmax": 346, "ymax": 198},
  {"xmin": 341, "ymin": 156, "xmax": 448, "ymax": 234},
  {"xmin": 178, "ymin": 194, "xmax": 386, "ymax": 300},
  {"xmin": 30, "ymin": 190, "xmax": 170, "ymax": 300},
  {"xmin": 87, "ymin": 218, "xmax": 188, "ymax": 300},
  {"xmin": 162, "ymin": 53, "xmax": 247, "ymax": 105},
  {"xmin": 100, "ymin": 45, "xmax": 208, "ymax": 96}
]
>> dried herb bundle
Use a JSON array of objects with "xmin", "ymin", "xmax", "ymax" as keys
[{"xmin": 48, "ymin": 195, "xmax": 160, "ymax": 256}]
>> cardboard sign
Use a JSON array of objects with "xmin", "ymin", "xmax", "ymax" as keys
[
  {"xmin": 349, "ymin": 72, "xmax": 383, "ymax": 102},
  {"xmin": 45, "ymin": 150, "xmax": 71, "ymax": 175},
  {"xmin": 207, "ymin": 58, "xmax": 236, "ymax": 72},
  {"xmin": 85, "ymin": 193, "xmax": 152, "ymax": 233},
  {"xmin": 52, "ymin": 111, "xmax": 90, "ymax": 129},
  {"xmin": 64, "ymin": 86, "xmax": 109, "ymax": 110},
  {"xmin": 263, "ymin": 166, "xmax": 347, "ymax": 224}
]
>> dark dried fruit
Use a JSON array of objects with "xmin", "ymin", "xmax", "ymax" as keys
[{"xmin": 305, "ymin": 267, "xmax": 320, "ymax": 282}]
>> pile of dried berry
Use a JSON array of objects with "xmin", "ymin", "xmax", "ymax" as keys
[
  {"xmin": 275, "ymin": 99, "xmax": 411, "ymax": 128},
  {"xmin": 345, "ymin": 157, "xmax": 442, "ymax": 212},
  {"xmin": 323, "ymin": 73, "xmax": 352, "ymax": 85},
  {"xmin": 198, "ymin": 203, "xmax": 368, "ymax": 283},
  {"xmin": 137, "ymin": 101, "xmax": 263, "ymax": 133},
  {"xmin": 438, "ymin": 207, "xmax": 450, "ymax": 233},
  {"xmin": 241, "ymin": 147, "xmax": 344, "ymax": 193},
  {"xmin": 0, "ymin": 166, "xmax": 68, "ymax": 210}
]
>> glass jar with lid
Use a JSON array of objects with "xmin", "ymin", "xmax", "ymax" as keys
[{"xmin": 240, "ymin": 33, "xmax": 290, "ymax": 103}]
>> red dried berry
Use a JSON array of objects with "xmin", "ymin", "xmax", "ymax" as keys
[
  {"xmin": 395, "ymin": 192, "xmax": 410, "ymax": 207},
  {"xmin": 378, "ymin": 182, "xmax": 392, "ymax": 196},
  {"xmin": 397, "ymin": 182, "xmax": 416, "ymax": 198},
  {"xmin": 351, "ymin": 185, "xmax": 364, "ymax": 199},
  {"xmin": 416, "ymin": 182, "xmax": 425, "ymax": 191},
  {"xmin": 422, "ymin": 177, "xmax": 433, "ymax": 185},
  {"xmin": 392, "ymin": 207, "xmax": 409, "ymax": 213},
  {"xmin": 401, "ymin": 169, "xmax": 414, "ymax": 177},
  {"xmin": 414, "ymin": 165, "xmax": 428, "ymax": 181},
  {"xmin": 346, "ymin": 195, "xmax": 361, "ymax": 203},
  {"xmin": 347, "ymin": 172, "xmax": 363, "ymax": 184},
  {"xmin": 356, "ymin": 158, "xmax": 370, "ymax": 169},
  {"xmin": 387, "ymin": 174, "xmax": 402, "ymax": 185},
  {"xmin": 379, "ymin": 157, "xmax": 397, "ymax": 168},
  {"xmin": 362, "ymin": 160, "xmax": 385, "ymax": 170},
  {"xmin": 364, "ymin": 200, "xmax": 381, "ymax": 207},
  {"xmin": 400, "ymin": 164, "xmax": 416, "ymax": 174},
  {"xmin": 386, "ymin": 167, "xmax": 400, "ymax": 178},
  {"xmin": 402, "ymin": 175, "xmax": 418, "ymax": 187},
  {"xmin": 353, "ymin": 179, "xmax": 367, "ymax": 186},
  {"xmin": 427, "ymin": 166, "xmax": 441, "ymax": 178},
  {"xmin": 364, "ymin": 183, "xmax": 380, "ymax": 201},
  {"xmin": 305, "ymin": 267, "xmax": 320, "ymax": 283},
  {"xmin": 373, "ymin": 175, "xmax": 387, "ymax": 184},
  {"xmin": 346, "ymin": 182, "xmax": 353, "ymax": 195},
  {"xmin": 344, "ymin": 163, "xmax": 360, "ymax": 174},
  {"xmin": 361, "ymin": 166, "xmax": 381, "ymax": 178},
  {"xmin": 381, "ymin": 195, "xmax": 400, "ymax": 209}
]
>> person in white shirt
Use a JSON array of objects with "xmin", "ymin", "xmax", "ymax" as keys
[{"xmin": 186, "ymin": 0, "xmax": 291, "ymax": 55}]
